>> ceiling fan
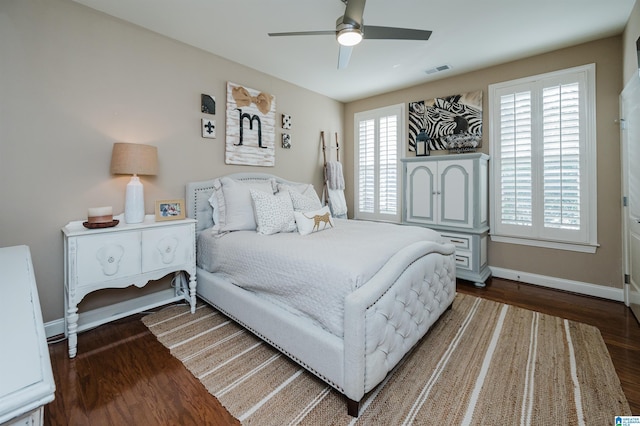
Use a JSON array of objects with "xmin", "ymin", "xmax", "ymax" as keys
[{"xmin": 268, "ymin": 0, "xmax": 432, "ymax": 69}]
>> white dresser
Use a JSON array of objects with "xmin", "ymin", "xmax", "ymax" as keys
[
  {"xmin": 402, "ymin": 153, "xmax": 490, "ymax": 287},
  {"xmin": 0, "ymin": 245, "xmax": 55, "ymax": 426},
  {"xmin": 62, "ymin": 215, "xmax": 197, "ymax": 358}
]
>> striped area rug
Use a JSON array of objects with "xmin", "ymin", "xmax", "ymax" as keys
[{"xmin": 142, "ymin": 294, "xmax": 631, "ymax": 425}]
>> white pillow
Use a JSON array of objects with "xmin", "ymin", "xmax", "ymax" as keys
[
  {"xmin": 207, "ymin": 178, "xmax": 225, "ymax": 232},
  {"xmin": 277, "ymin": 183, "xmax": 322, "ymax": 206},
  {"xmin": 219, "ymin": 177, "xmax": 275, "ymax": 232},
  {"xmin": 293, "ymin": 206, "xmax": 334, "ymax": 236},
  {"xmin": 250, "ymin": 189, "xmax": 297, "ymax": 235},
  {"xmin": 277, "ymin": 182, "xmax": 308, "ymax": 194},
  {"xmin": 289, "ymin": 188, "xmax": 322, "ymax": 211}
]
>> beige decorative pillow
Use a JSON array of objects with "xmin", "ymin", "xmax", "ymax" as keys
[
  {"xmin": 250, "ymin": 189, "xmax": 297, "ymax": 235},
  {"xmin": 293, "ymin": 206, "xmax": 334, "ymax": 236}
]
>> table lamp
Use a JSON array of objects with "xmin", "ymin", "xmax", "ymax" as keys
[{"xmin": 110, "ymin": 142, "xmax": 158, "ymax": 224}]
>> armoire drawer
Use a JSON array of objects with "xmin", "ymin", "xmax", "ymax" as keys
[
  {"xmin": 454, "ymin": 252, "xmax": 471, "ymax": 270},
  {"xmin": 441, "ymin": 232, "xmax": 471, "ymax": 250}
]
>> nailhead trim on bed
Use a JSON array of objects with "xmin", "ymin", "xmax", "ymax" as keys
[{"xmin": 206, "ymin": 301, "xmax": 345, "ymax": 393}]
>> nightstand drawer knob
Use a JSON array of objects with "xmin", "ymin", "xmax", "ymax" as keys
[
  {"xmin": 158, "ymin": 236, "xmax": 179, "ymax": 264},
  {"xmin": 96, "ymin": 244, "xmax": 124, "ymax": 276}
]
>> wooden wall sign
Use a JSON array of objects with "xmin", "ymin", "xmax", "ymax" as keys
[{"xmin": 225, "ymin": 81, "xmax": 276, "ymax": 166}]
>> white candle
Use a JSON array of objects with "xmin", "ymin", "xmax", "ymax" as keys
[{"xmin": 88, "ymin": 206, "xmax": 113, "ymax": 217}]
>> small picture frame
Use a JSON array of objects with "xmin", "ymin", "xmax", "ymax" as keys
[{"xmin": 155, "ymin": 199, "xmax": 186, "ymax": 221}]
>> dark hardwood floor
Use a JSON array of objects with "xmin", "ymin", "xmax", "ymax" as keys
[
  {"xmin": 457, "ymin": 277, "xmax": 640, "ymax": 415},
  {"xmin": 45, "ymin": 308, "xmax": 239, "ymax": 426},
  {"xmin": 44, "ymin": 277, "xmax": 640, "ymax": 425}
]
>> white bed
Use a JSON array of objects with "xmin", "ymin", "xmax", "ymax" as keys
[{"xmin": 186, "ymin": 173, "xmax": 456, "ymax": 416}]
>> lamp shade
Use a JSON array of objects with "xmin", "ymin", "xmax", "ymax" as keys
[
  {"xmin": 110, "ymin": 143, "xmax": 158, "ymax": 176},
  {"xmin": 110, "ymin": 143, "xmax": 158, "ymax": 224}
]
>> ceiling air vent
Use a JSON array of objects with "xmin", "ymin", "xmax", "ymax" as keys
[{"xmin": 425, "ymin": 64, "xmax": 451, "ymax": 75}]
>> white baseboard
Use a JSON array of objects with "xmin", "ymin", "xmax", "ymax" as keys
[
  {"xmin": 489, "ymin": 266, "xmax": 625, "ymax": 302},
  {"xmin": 44, "ymin": 288, "xmax": 188, "ymax": 339},
  {"xmin": 45, "ymin": 267, "xmax": 624, "ymax": 338},
  {"xmin": 45, "ymin": 318, "xmax": 65, "ymax": 339}
]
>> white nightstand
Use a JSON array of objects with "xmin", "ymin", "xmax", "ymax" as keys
[{"xmin": 62, "ymin": 215, "xmax": 196, "ymax": 358}]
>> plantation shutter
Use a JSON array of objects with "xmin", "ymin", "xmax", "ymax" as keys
[
  {"xmin": 542, "ymin": 82, "xmax": 581, "ymax": 230},
  {"xmin": 490, "ymin": 64, "xmax": 596, "ymax": 250},
  {"xmin": 378, "ymin": 115, "xmax": 398, "ymax": 215},
  {"xmin": 358, "ymin": 118, "xmax": 375, "ymax": 213},
  {"xmin": 499, "ymin": 91, "xmax": 533, "ymax": 228},
  {"xmin": 355, "ymin": 104, "xmax": 403, "ymax": 222}
]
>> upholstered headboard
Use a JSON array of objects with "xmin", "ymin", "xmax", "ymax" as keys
[{"xmin": 185, "ymin": 172, "xmax": 306, "ymax": 234}]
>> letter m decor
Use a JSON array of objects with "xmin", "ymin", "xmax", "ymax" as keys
[{"xmin": 225, "ymin": 81, "xmax": 276, "ymax": 166}]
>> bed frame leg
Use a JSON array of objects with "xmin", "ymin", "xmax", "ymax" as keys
[
  {"xmin": 447, "ymin": 302, "xmax": 453, "ymax": 311},
  {"xmin": 347, "ymin": 398, "xmax": 360, "ymax": 417}
]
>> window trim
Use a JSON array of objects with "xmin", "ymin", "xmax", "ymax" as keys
[
  {"xmin": 353, "ymin": 103, "xmax": 405, "ymax": 222},
  {"xmin": 488, "ymin": 64, "xmax": 598, "ymax": 253}
]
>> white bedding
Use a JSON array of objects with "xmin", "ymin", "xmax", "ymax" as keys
[{"xmin": 197, "ymin": 219, "xmax": 444, "ymax": 337}]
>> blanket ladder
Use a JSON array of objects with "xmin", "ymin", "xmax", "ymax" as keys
[{"xmin": 321, "ymin": 131, "xmax": 347, "ymax": 218}]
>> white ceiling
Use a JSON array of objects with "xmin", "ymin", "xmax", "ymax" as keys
[{"xmin": 71, "ymin": 0, "xmax": 635, "ymax": 103}]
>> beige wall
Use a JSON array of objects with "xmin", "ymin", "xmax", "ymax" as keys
[
  {"xmin": 623, "ymin": 0, "xmax": 640, "ymax": 83},
  {"xmin": 0, "ymin": 0, "xmax": 343, "ymax": 323},
  {"xmin": 2, "ymin": 0, "xmax": 635, "ymax": 324},
  {"xmin": 344, "ymin": 36, "xmax": 624, "ymax": 290}
]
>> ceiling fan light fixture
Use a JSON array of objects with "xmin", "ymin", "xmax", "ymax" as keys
[{"xmin": 337, "ymin": 28, "xmax": 363, "ymax": 46}]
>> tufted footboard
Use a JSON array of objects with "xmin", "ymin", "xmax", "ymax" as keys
[
  {"xmin": 187, "ymin": 174, "xmax": 458, "ymax": 418},
  {"xmin": 343, "ymin": 240, "xmax": 456, "ymax": 415}
]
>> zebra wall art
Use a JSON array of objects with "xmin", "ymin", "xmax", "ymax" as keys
[{"xmin": 408, "ymin": 90, "xmax": 483, "ymax": 153}]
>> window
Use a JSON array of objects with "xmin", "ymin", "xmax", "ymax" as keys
[
  {"xmin": 489, "ymin": 64, "xmax": 597, "ymax": 253},
  {"xmin": 354, "ymin": 103, "xmax": 404, "ymax": 222}
]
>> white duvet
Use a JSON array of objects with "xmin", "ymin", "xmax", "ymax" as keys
[{"xmin": 197, "ymin": 219, "xmax": 444, "ymax": 337}]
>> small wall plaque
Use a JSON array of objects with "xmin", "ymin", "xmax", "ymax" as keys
[
  {"xmin": 202, "ymin": 118, "xmax": 216, "ymax": 138},
  {"xmin": 201, "ymin": 94, "xmax": 216, "ymax": 115},
  {"xmin": 282, "ymin": 113, "xmax": 292, "ymax": 129},
  {"xmin": 282, "ymin": 133, "xmax": 291, "ymax": 149}
]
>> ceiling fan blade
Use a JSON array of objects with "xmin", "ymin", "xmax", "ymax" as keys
[
  {"xmin": 342, "ymin": 0, "xmax": 366, "ymax": 26},
  {"xmin": 363, "ymin": 26, "xmax": 432, "ymax": 41},
  {"xmin": 337, "ymin": 45, "xmax": 353, "ymax": 69},
  {"xmin": 268, "ymin": 30, "xmax": 335, "ymax": 37}
]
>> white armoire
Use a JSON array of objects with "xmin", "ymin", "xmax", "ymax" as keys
[{"xmin": 402, "ymin": 153, "xmax": 490, "ymax": 287}]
